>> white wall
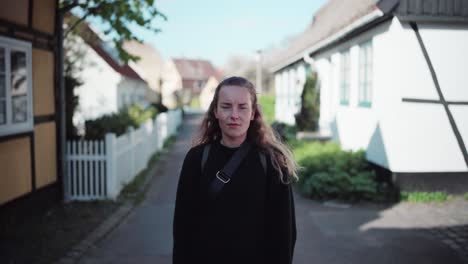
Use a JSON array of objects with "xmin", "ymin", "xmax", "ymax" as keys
[
  {"xmin": 314, "ymin": 16, "xmax": 468, "ymax": 173},
  {"xmin": 161, "ymin": 60, "xmax": 182, "ymax": 108},
  {"xmin": 73, "ymin": 38, "xmax": 151, "ymax": 135},
  {"xmin": 418, "ymin": 23, "xmax": 468, "ymax": 101},
  {"xmin": 74, "ymin": 41, "xmax": 120, "ymax": 131},
  {"xmin": 117, "ymin": 77, "xmax": 148, "ymax": 109},
  {"xmin": 274, "ymin": 62, "xmax": 307, "ymax": 125},
  {"xmin": 375, "ymin": 18, "xmax": 468, "ymax": 172}
]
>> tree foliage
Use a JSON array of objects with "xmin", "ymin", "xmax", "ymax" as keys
[
  {"xmin": 295, "ymin": 72, "xmax": 320, "ymax": 131},
  {"xmin": 59, "ymin": 0, "xmax": 167, "ymax": 63}
]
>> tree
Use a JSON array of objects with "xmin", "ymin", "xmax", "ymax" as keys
[
  {"xmin": 59, "ymin": 0, "xmax": 167, "ymax": 63},
  {"xmin": 59, "ymin": 0, "xmax": 167, "ymax": 138},
  {"xmin": 295, "ymin": 72, "xmax": 320, "ymax": 131}
]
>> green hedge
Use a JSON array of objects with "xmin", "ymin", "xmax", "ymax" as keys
[
  {"xmin": 85, "ymin": 105, "xmax": 158, "ymax": 140},
  {"xmin": 295, "ymin": 73, "xmax": 320, "ymax": 131},
  {"xmin": 258, "ymin": 95, "xmax": 275, "ymax": 124},
  {"xmin": 292, "ymin": 140, "xmax": 378, "ymax": 202}
]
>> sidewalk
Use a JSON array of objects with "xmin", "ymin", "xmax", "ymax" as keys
[{"xmin": 74, "ymin": 113, "xmax": 467, "ymax": 264}]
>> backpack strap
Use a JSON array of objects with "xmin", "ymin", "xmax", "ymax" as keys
[
  {"xmin": 201, "ymin": 143, "xmax": 211, "ymax": 173},
  {"xmin": 259, "ymin": 152, "xmax": 267, "ymax": 175},
  {"xmin": 201, "ymin": 143, "xmax": 267, "ymax": 176}
]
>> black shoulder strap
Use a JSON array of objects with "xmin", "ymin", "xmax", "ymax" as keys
[
  {"xmin": 209, "ymin": 141, "xmax": 251, "ymax": 197},
  {"xmin": 202, "ymin": 144, "xmax": 267, "ymax": 175},
  {"xmin": 201, "ymin": 143, "xmax": 211, "ymax": 173},
  {"xmin": 259, "ymin": 152, "xmax": 267, "ymax": 175}
]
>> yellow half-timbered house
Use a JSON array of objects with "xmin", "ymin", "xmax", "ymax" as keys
[{"xmin": 0, "ymin": 0, "xmax": 63, "ymax": 210}]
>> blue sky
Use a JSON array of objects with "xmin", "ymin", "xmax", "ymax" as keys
[{"xmin": 131, "ymin": 0, "xmax": 326, "ymax": 67}]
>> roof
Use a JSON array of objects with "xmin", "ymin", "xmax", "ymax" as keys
[
  {"xmin": 65, "ymin": 13, "xmax": 145, "ymax": 82},
  {"xmin": 394, "ymin": 0, "xmax": 468, "ymax": 22},
  {"xmin": 91, "ymin": 43, "xmax": 144, "ymax": 81},
  {"xmin": 270, "ymin": 0, "xmax": 379, "ymax": 71},
  {"xmin": 270, "ymin": 0, "xmax": 468, "ymax": 72},
  {"xmin": 172, "ymin": 58, "xmax": 222, "ymax": 81}
]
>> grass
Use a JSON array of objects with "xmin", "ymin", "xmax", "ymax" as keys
[
  {"xmin": 190, "ymin": 97, "xmax": 201, "ymax": 108},
  {"xmin": 119, "ymin": 135, "xmax": 176, "ymax": 205},
  {"xmin": 464, "ymin": 193, "xmax": 468, "ymax": 200},
  {"xmin": 258, "ymin": 94, "xmax": 275, "ymax": 124},
  {"xmin": 400, "ymin": 191, "xmax": 449, "ymax": 203}
]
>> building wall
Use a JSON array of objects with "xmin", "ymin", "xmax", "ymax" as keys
[
  {"xmin": 199, "ymin": 76, "xmax": 219, "ymax": 111},
  {"xmin": 73, "ymin": 38, "xmax": 120, "ymax": 129},
  {"xmin": 0, "ymin": 0, "xmax": 28, "ymax": 26},
  {"xmin": 0, "ymin": 138, "xmax": 32, "ymax": 204},
  {"xmin": 381, "ymin": 19, "xmax": 468, "ymax": 172},
  {"xmin": 32, "ymin": 0, "xmax": 56, "ymax": 34},
  {"xmin": 33, "ymin": 49, "xmax": 55, "ymax": 115},
  {"xmin": 34, "ymin": 122, "xmax": 57, "ymax": 188},
  {"xmin": 117, "ymin": 77, "xmax": 149, "ymax": 109},
  {"xmin": 274, "ymin": 62, "xmax": 306, "ymax": 125},
  {"xmin": 161, "ymin": 60, "xmax": 182, "ymax": 108},
  {"xmin": 314, "ymin": 16, "xmax": 468, "ymax": 173},
  {"xmin": 124, "ymin": 41, "xmax": 164, "ymax": 103},
  {"xmin": 0, "ymin": 0, "xmax": 59, "ymax": 206}
]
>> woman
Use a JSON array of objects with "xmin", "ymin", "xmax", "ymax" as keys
[{"xmin": 173, "ymin": 76, "xmax": 299, "ymax": 264}]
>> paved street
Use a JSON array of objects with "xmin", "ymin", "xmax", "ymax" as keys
[{"xmin": 78, "ymin": 113, "xmax": 467, "ymax": 264}]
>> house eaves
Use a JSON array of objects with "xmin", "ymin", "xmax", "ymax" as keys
[
  {"xmin": 270, "ymin": 8, "xmax": 386, "ymax": 73},
  {"xmin": 395, "ymin": 0, "xmax": 468, "ymax": 23},
  {"xmin": 270, "ymin": 0, "xmax": 468, "ymax": 74},
  {"xmin": 270, "ymin": 0, "xmax": 386, "ymax": 73}
]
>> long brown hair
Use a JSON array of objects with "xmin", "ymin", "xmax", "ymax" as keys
[{"xmin": 194, "ymin": 76, "xmax": 299, "ymax": 184}]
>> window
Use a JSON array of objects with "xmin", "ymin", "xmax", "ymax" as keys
[
  {"xmin": 359, "ymin": 40, "xmax": 373, "ymax": 107},
  {"xmin": 340, "ymin": 50, "xmax": 350, "ymax": 105},
  {"xmin": 0, "ymin": 36, "xmax": 33, "ymax": 137}
]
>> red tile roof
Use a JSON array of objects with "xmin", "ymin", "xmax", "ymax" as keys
[
  {"xmin": 90, "ymin": 44, "xmax": 144, "ymax": 81},
  {"xmin": 68, "ymin": 14, "xmax": 145, "ymax": 82},
  {"xmin": 173, "ymin": 58, "xmax": 221, "ymax": 82}
]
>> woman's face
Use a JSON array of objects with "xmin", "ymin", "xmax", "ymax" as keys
[{"xmin": 214, "ymin": 85, "xmax": 255, "ymax": 142}]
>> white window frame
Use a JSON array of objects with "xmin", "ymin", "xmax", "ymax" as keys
[
  {"xmin": 0, "ymin": 36, "xmax": 33, "ymax": 137},
  {"xmin": 358, "ymin": 40, "xmax": 373, "ymax": 107},
  {"xmin": 340, "ymin": 50, "xmax": 351, "ymax": 105}
]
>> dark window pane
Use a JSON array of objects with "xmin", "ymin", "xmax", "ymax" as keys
[
  {"xmin": 11, "ymin": 51, "xmax": 26, "ymax": 75},
  {"xmin": 0, "ymin": 48, "xmax": 4, "ymax": 72},
  {"xmin": 11, "ymin": 74, "xmax": 27, "ymax": 96},
  {"xmin": 0, "ymin": 99, "xmax": 5, "ymax": 124},
  {"xmin": 12, "ymin": 95, "xmax": 27, "ymax": 123},
  {"xmin": 0, "ymin": 74, "xmax": 5, "ymax": 98},
  {"xmin": 11, "ymin": 51, "xmax": 28, "ymax": 98}
]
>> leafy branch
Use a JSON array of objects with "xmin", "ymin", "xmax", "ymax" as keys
[{"xmin": 59, "ymin": 0, "xmax": 167, "ymax": 63}]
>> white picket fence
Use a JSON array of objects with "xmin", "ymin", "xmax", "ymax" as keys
[{"xmin": 65, "ymin": 109, "xmax": 183, "ymax": 201}]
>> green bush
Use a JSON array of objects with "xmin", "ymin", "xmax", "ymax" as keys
[
  {"xmin": 258, "ymin": 94, "xmax": 275, "ymax": 124},
  {"xmin": 400, "ymin": 192, "xmax": 449, "ymax": 203},
  {"xmin": 295, "ymin": 73, "xmax": 320, "ymax": 131},
  {"xmin": 293, "ymin": 141, "xmax": 378, "ymax": 202},
  {"xmin": 85, "ymin": 105, "xmax": 158, "ymax": 140},
  {"xmin": 271, "ymin": 122, "xmax": 297, "ymax": 143}
]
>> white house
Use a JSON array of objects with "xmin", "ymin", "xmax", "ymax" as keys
[
  {"xmin": 271, "ymin": 0, "xmax": 468, "ymax": 191},
  {"xmin": 161, "ymin": 58, "xmax": 220, "ymax": 108},
  {"xmin": 67, "ymin": 19, "xmax": 151, "ymax": 134},
  {"xmin": 199, "ymin": 76, "xmax": 221, "ymax": 111},
  {"xmin": 123, "ymin": 40, "xmax": 164, "ymax": 104}
]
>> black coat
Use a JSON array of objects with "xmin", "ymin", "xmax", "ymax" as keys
[{"xmin": 173, "ymin": 140, "xmax": 296, "ymax": 264}]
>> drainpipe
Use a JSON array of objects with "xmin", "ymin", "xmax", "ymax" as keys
[
  {"xmin": 303, "ymin": 51, "xmax": 314, "ymax": 72},
  {"xmin": 56, "ymin": 9, "xmax": 68, "ymax": 202}
]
